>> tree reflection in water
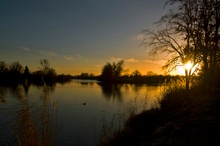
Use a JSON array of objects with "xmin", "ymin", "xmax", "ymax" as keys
[
  {"xmin": 98, "ymin": 83, "xmax": 123, "ymax": 102},
  {"xmin": 130, "ymin": 84, "xmax": 145, "ymax": 93},
  {"xmin": 76, "ymin": 80, "xmax": 95, "ymax": 87}
]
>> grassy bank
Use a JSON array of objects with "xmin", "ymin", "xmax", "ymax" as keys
[{"xmin": 99, "ymin": 83, "xmax": 220, "ymax": 145}]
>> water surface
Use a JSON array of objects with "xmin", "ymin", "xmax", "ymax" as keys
[{"xmin": 0, "ymin": 79, "xmax": 164, "ymax": 145}]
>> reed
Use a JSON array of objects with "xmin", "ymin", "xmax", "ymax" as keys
[
  {"xmin": 99, "ymin": 93, "xmax": 150, "ymax": 146},
  {"xmin": 12, "ymin": 84, "xmax": 58, "ymax": 146},
  {"xmin": 99, "ymin": 79, "xmax": 220, "ymax": 145}
]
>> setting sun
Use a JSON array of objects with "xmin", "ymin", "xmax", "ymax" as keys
[
  {"xmin": 184, "ymin": 61, "xmax": 193, "ymax": 71},
  {"xmin": 175, "ymin": 61, "xmax": 196, "ymax": 75}
]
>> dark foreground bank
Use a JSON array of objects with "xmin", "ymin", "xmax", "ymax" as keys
[{"xmin": 99, "ymin": 86, "xmax": 220, "ymax": 146}]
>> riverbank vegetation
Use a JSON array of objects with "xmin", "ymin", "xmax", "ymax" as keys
[
  {"xmin": 99, "ymin": 0, "xmax": 220, "ymax": 145},
  {"xmin": 99, "ymin": 80, "xmax": 220, "ymax": 145}
]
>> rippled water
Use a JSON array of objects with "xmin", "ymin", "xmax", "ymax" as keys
[{"xmin": 0, "ymin": 79, "xmax": 164, "ymax": 145}]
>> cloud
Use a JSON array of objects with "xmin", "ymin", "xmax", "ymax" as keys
[
  {"xmin": 94, "ymin": 64, "xmax": 102, "ymax": 68},
  {"xmin": 63, "ymin": 55, "xmax": 74, "ymax": 61},
  {"xmin": 125, "ymin": 58, "xmax": 140, "ymax": 63},
  {"xmin": 38, "ymin": 50, "xmax": 57, "ymax": 57},
  {"xmin": 143, "ymin": 59, "xmax": 153, "ymax": 64},
  {"xmin": 108, "ymin": 57, "xmax": 140, "ymax": 63},
  {"xmin": 75, "ymin": 54, "xmax": 82, "ymax": 59},
  {"xmin": 108, "ymin": 57, "xmax": 123, "ymax": 62},
  {"xmin": 62, "ymin": 54, "xmax": 82, "ymax": 61},
  {"xmin": 21, "ymin": 46, "xmax": 30, "ymax": 51},
  {"xmin": 143, "ymin": 59, "xmax": 166, "ymax": 65}
]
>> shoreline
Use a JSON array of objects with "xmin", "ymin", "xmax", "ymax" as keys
[{"xmin": 100, "ymin": 86, "xmax": 220, "ymax": 145}]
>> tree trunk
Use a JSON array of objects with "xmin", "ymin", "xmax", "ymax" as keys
[{"xmin": 185, "ymin": 69, "xmax": 190, "ymax": 92}]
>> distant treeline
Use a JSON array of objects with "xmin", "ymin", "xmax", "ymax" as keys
[
  {"xmin": 0, "ymin": 59, "xmax": 190, "ymax": 86},
  {"xmin": 73, "ymin": 73, "xmax": 184, "ymax": 85},
  {"xmin": 96, "ymin": 60, "xmax": 187, "ymax": 85},
  {"xmin": 0, "ymin": 60, "xmax": 73, "ymax": 86},
  {"xmin": 105, "ymin": 75, "xmax": 184, "ymax": 85},
  {"xmin": 73, "ymin": 71, "xmax": 185, "ymax": 85}
]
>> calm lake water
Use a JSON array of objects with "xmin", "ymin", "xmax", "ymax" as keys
[{"xmin": 0, "ymin": 79, "xmax": 164, "ymax": 146}]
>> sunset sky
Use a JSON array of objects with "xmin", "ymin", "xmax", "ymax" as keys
[{"xmin": 0, "ymin": 0, "xmax": 169, "ymax": 75}]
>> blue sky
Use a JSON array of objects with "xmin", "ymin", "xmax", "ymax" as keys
[{"xmin": 0, "ymin": 0, "xmax": 168, "ymax": 75}]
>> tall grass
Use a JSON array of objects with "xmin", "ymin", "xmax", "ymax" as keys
[
  {"xmin": 98, "ymin": 79, "xmax": 190, "ymax": 145},
  {"xmin": 12, "ymin": 84, "xmax": 58, "ymax": 146},
  {"xmin": 99, "ymin": 77, "xmax": 220, "ymax": 145},
  {"xmin": 99, "ymin": 93, "xmax": 150, "ymax": 145},
  {"xmin": 157, "ymin": 78, "xmax": 188, "ymax": 112}
]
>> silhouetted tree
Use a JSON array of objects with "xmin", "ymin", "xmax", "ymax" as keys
[
  {"xmin": 8, "ymin": 62, "xmax": 23, "ymax": 84},
  {"xmin": 80, "ymin": 73, "xmax": 89, "ymax": 78},
  {"xmin": 100, "ymin": 60, "xmax": 124, "ymax": 82},
  {"xmin": 112, "ymin": 60, "xmax": 124, "ymax": 78},
  {"xmin": 39, "ymin": 59, "xmax": 57, "ymax": 83},
  {"xmin": 161, "ymin": 0, "xmax": 220, "ymax": 88},
  {"xmin": 0, "ymin": 61, "xmax": 7, "ymax": 73},
  {"xmin": 39, "ymin": 59, "xmax": 50, "ymax": 75},
  {"xmin": 146, "ymin": 71, "xmax": 156, "ymax": 76},
  {"xmin": 100, "ymin": 63, "xmax": 113, "ymax": 81},
  {"xmin": 142, "ymin": 0, "xmax": 220, "ymax": 90},
  {"xmin": 131, "ymin": 70, "xmax": 142, "ymax": 77},
  {"xmin": 31, "ymin": 70, "xmax": 44, "ymax": 84},
  {"xmin": 9, "ymin": 62, "xmax": 23, "ymax": 74},
  {"xmin": 0, "ymin": 61, "xmax": 8, "ymax": 83},
  {"xmin": 143, "ymin": 27, "xmax": 198, "ymax": 91},
  {"xmin": 23, "ymin": 66, "xmax": 30, "ymax": 85},
  {"xmin": 76, "ymin": 72, "xmax": 96, "ymax": 79}
]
